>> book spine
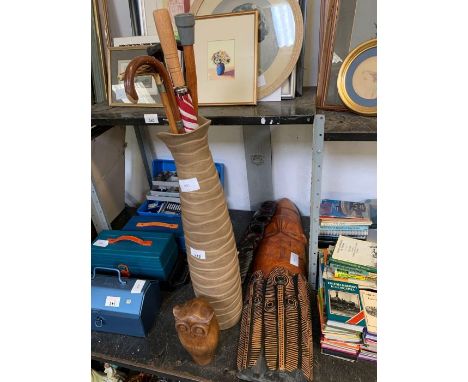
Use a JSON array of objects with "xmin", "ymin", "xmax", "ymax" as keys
[
  {"xmin": 320, "ymin": 220, "xmax": 372, "ymax": 227},
  {"xmin": 320, "ymin": 231, "xmax": 368, "ymax": 238},
  {"xmin": 330, "ymin": 259, "xmax": 377, "ymax": 273},
  {"xmin": 320, "ymin": 225, "xmax": 369, "ymax": 231}
]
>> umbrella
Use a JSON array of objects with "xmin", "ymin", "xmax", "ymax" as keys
[{"xmin": 154, "ymin": 8, "xmax": 199, "ymax": 133}]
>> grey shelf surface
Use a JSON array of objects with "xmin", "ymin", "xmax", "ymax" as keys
[
  {"xmin": 91, "ymin": 87, "xmax": 376, "ymax": 141},
  {"xmin": 91, "ymin": 210, "xmax": 376, "ymax": 382}
]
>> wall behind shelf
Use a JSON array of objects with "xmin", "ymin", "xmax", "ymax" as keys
[{"xmin": 124, "ymin": 125, "xmax": 377, "ymax": 215}]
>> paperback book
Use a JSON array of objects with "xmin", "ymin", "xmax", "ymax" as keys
[
  {"xmin": 360, "ymin": 290, "xmax": 377, "ymax": 335},
  {"xmin": 332, "ymin": 236, "xmax": 377, "ymax": 272},
  {"xmin": 320, "ymin": 199, "xmax": 371, "ymax": 220},
  {"xmin": 323, "ymin": 279, "xmax": 366, "ymax": 332}
]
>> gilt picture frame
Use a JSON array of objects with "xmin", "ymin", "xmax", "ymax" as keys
[
  {"xmin": 194, "ymin": 11, "xmax": 258, "ymax": 105},
  {"xmin": 337, "ymin": 38, "xmax": 376, "ymax": 116}
]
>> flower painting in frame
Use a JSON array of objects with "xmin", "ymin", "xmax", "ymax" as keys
[
  {"xmin": 194, "ymin": 11, "xmax": 258, "ymax": 105},
  {"xmin": 208, "ymin": 41, "xmax": 235, "ymax": 80}
]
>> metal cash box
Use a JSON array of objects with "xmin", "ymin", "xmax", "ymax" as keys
[
  {"xmin": 91, "ymin": 268, "xmax": 161, "ymax": 337},
  {"xmin": 91, "ymin": 230, "xmax": 178, "ymax": 281}
]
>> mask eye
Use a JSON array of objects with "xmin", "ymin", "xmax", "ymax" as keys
[
  {"xmin": 191, "ymin": 324, "xmax": 207, "ymax": 337},
  {"xmin": 176, "ymin": 323, "xmax": 189, "ymax": 333}
]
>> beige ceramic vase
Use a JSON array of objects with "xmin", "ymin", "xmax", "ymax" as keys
[{"xmin": 157, "ymin": 116, "xmax": 242, "ymax": 329}]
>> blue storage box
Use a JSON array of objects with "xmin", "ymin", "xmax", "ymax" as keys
[
  {"xmin": 91, "ymin": 230, "xmax": 178, "ymax": 281},
  {"xmin": 152, "ymin": 159, "xmax": 225, "ymax": 186},
  {"xmin": 137, "ymin": 159, "xmax": 224, "ymax": 218},
  {"xmin": 123, "ymin": 215, "xmax": 186, "ymax": 252},
  {"xmin": 91, "ymin": 267, "xmax": 161, "ymax": 337}
]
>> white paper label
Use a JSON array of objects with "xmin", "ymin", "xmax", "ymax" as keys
[
  {"xmin": 190, "ymin": 247, "xmax": 206, "ymax": 260},
  {"xmin": 258, "ymin": 74, "xmax": 266, "ymax": 87},
  {"xmin": 290, "ymin": 252, "xmax": 299, "ymax": 267},
  {"xmin": 179, "ymin": 178, "xmax": 200, "ymax": 192},
  {"xmin": 144, "ymin": 114, "xmax": 159, "ymax": 124},
  {"xmin": 131, "ymin": 279, "xmax": 146, "ymax": 294},
  {"xmin": 105, "ymin": 296, "xmax": 121, "ymax": 307},
  {"xmin": 93, "ymin": 239, "xmax": 109, "ymax": 247}
]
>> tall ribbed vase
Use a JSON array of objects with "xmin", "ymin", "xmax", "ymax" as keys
[{"xmin": 157, "ymin": 116, "xmax": 242, "ymax": 330}]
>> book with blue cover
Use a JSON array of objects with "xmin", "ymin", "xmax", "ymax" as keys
[
  {"xmin": 320, "ymin": 199, "xmax": 371, "ymax": 220},
  {"xmin": 324, "ymin": 279, "xmax": 366, "ymax": 332}
]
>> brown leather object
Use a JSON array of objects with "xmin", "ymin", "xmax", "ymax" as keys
[{"xmin": 252, "ymin": 198, "xmax": 307, "ymax": 277}]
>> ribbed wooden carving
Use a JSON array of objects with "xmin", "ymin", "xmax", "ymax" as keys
[{"xmin": 237, "ymin": 267, "xmax": 313, "ymax": 381}]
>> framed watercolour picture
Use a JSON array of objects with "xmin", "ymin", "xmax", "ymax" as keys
[
  {"xmin": 108, "ymin": 46, "xmax": 163, "ymax": 107},
  {"xmin": 337, "ymin": 38, "xmax": 376, "ymax": 116},
  {"xmin": 194, "ymin": 11, "xmax": 258, "ymax": 105},
  {"xmin": 191, "ymin": 0, "xmax": 303, "ymax": 99}
]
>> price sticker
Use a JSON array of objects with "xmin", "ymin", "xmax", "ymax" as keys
[
  {"xmin": 105, "ymin": 296, "xmax": 121, "ymax": 308},
  {"xmin": 144, "ymin": 114, "xmax": 159, "ymax": 124},
  {"xmin": 179, "ymin": 178, "xmax": 200, "ymax": 192},
  {"xmin": 93, "ymin": 239, "xmax": 109, "ymax": 247},
  {"xmin": 131, "ymin": 279, "xmax": 146, "ymax": 294},
  {"xmin": 290, "ymin": 252, "xmax": 299, "ymax": 267},
  {"xmin": 190, "ymin": 247, "xmax": 206, "ymax": 260}
]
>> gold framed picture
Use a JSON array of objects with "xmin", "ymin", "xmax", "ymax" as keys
[
  {"xmin": 337, "ymin": 38, "xmax": 376, "ymax": 116},
  {"xmin": 108, "ymin": 46, "xmax": 163, "ymax": 107},
  {"xmin": 194, "ymin": 11, "xmax": 258, "ymax": 105},
  {"xmin": 191, "ymin": 0, "xmax": 303, "ymax": 99},
  {"xmin": 317, "ymin": 0, "xmax": 377, "ymax": 111}
]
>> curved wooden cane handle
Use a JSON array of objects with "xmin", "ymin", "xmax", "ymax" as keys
[
  {"xmin": 124, "ymin": 56, "xmax": 173, "ymax": 105},
  {"xmin": 124, "ymin": 56, "xmax": 182, "ymax": 134},
  {"xmin": 154, "ymin": 9, "xmax": 185, "ymax": 88}
]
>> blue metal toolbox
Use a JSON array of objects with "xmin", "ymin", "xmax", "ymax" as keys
[
  {"xmin": 91, "ymin": 267, "xmax": 161, "ymax": 337},
  {"xmin": 122, "ymin": 215, "xmax": 186, "ymax": 252},
  {"xmin": 91, "ymin": 230, "xmax": 178, "ymax": 281}
]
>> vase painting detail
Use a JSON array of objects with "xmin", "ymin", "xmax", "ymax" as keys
[
  {"xmin": 216, "ymin": 62, "xmax": 225, "ymax": 75},
  {"xmin": 207, "ymin": 40, "xmax": 235, "ymax": 80}
]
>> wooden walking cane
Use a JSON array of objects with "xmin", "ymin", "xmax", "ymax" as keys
[
  {"xmin": 174, "ymin": 13, "xmax": 198, "ymax": 116},
  {"xmin": 154, "ymin": 8, "xmax": 199, "ymax": 132},
  {"xmin": 124, "ymin": 56, "xmax": 182, "ymax": 134}
]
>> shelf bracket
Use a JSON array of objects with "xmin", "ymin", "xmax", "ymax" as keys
[{"xmin": 308, "ymin": 114, "xmax": 325, "ymax": 290}]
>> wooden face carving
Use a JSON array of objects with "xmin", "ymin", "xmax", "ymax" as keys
[{"xmin": 173, "ymin": 297, "xmax": 220, "ymax": 366}]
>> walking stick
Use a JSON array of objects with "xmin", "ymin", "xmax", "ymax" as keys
[
  {"xmin": 154, "ymin": 8, "xmax": 199, "ymax": 132},
  {"xmin": 124, "ymin": 56, "xmax": 183, "ymax": 134},
  {"xmin": 174, "ymin": 13, "xmax": 198, "ymax": 116}
]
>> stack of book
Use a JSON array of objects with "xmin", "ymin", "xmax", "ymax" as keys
[
  {"xmin": 317, "ymin": 236, "xmax": 377, "ymax": 362},
  {"xmin": 319, "ymin": 200, "xmax": 373, "ymax": 244}
]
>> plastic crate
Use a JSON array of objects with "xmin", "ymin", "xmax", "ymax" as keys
[
  {"xmin": 137, "ymin": 159, "xmax": 225, "ymax": 218},
  {"xmin": 151, "ymin": 159, "xmax": 224, "ymax": 187}
]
